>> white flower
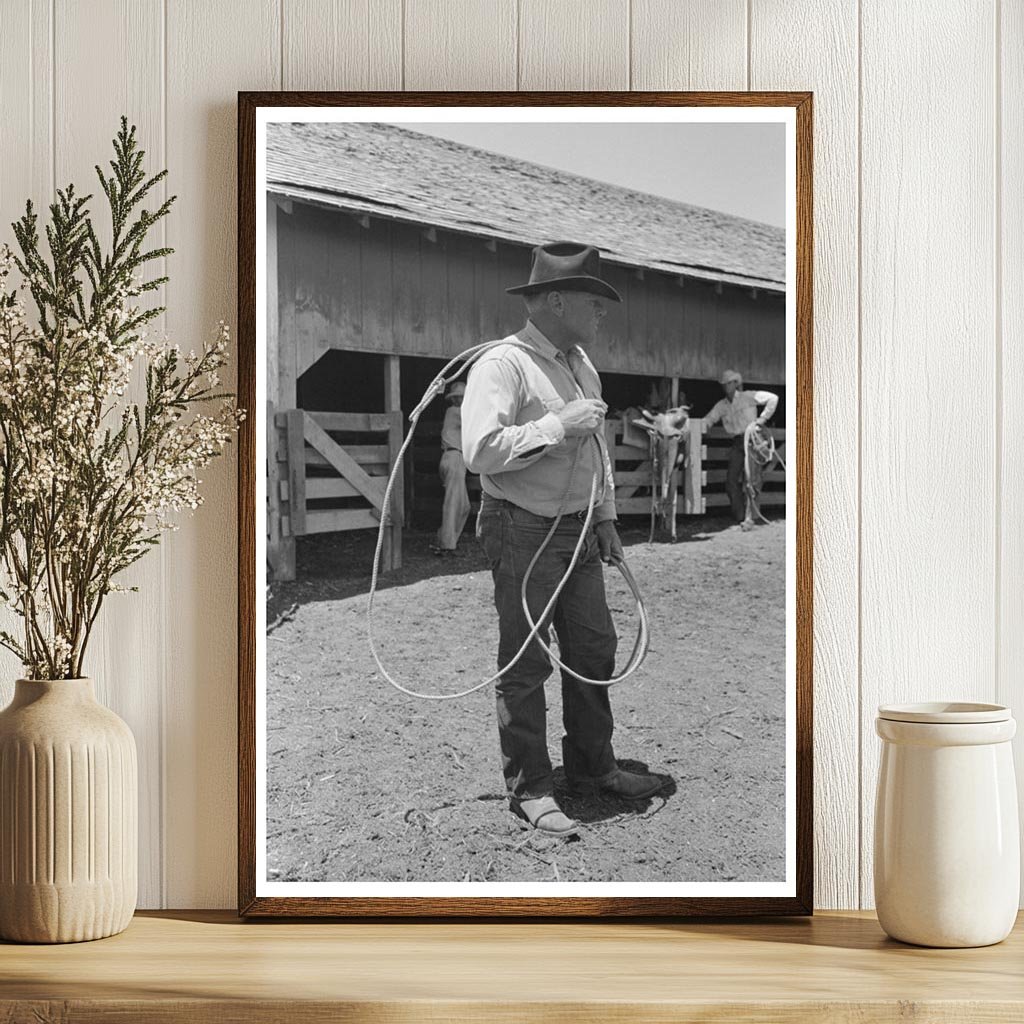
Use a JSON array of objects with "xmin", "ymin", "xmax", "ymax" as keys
[{"xmin": 0, "ymin": 261, "xmax": 241, "ymax": 675}]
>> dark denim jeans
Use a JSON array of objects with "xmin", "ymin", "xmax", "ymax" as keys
[
  {"xmin": 726, "ymin": 434, "xmax": 764, "ymax": 523},
  {"xmin": 476, "ymin": 492, "xmax": 618, "ymax": 800}
]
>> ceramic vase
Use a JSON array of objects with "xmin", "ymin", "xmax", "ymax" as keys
[
  {"xmin": 0, "ymin": 677, "xmax": 137, "ymax": 943},
  {"xmin": 874, "ymin": 702, "xmax": 1019, "ymax": 948}
]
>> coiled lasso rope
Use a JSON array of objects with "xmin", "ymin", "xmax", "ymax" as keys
[
  {"xmin": 743, "ymin": 421, "xmax": 786, "ymax": 525},
  {"xmin": 366, "ymin": 338, "xmax": 651, "ymax": 701}
]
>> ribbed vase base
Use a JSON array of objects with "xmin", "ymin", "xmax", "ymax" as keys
[
  {"xmin": 0, "ymin": 880, "xmax": 135, "ymax": 943},
  {"xmin": 0, "ymin": 679, "xmax": 139, "ymax": 945}
]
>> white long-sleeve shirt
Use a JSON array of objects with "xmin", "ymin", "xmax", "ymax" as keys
[
  {"xmin": 704, "ymin": 389, "xmax": 779, "ymax": 436},
  {"xmin": 461, "ymin": 320, "xmax": 616, "ymax": 522}
]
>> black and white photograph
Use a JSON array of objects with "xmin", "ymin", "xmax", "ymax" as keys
[{"xmin": 247, "ymin": 99, "xmax": 807, "ymax": 911}]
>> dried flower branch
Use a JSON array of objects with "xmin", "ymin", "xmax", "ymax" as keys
[{"xmin": 0, "ymin": 116, "xmax": 245, "ymax": 679}]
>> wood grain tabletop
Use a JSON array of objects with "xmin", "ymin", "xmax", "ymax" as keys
[{"xmin": 1, "ymin": 910, "xmax": 1022, "ymax": 1022}]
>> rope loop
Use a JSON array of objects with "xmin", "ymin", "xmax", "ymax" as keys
[
  {"xmin": 366, "ymin": 338, "xmax": 651, "ymax": 701},
  {"xmin": 743, "ymin": 421, "xmax": 786, "ymax": 525}
]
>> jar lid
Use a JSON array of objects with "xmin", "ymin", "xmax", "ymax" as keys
[{"xmin": 877, "ymin": 701, "xmax": 1011, "ymax": 724}]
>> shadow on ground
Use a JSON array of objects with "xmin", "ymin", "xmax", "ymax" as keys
[{"xmin": 552, "ymin": 758, "xmax": 679, "ymax": 827}]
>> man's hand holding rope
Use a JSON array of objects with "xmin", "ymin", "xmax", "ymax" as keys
[{"xmin": 595, "ymin": 520, "xmax": 624, "ymax": 565}]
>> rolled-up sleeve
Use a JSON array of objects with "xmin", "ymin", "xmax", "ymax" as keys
[
  {"xmin": 592, "ymin": 434, "xmax": 618, "ymax": 523},
  {"xmin": 461, "ymin": 356, "xmax": 565, "ymax": 475},
  {"xmin": 752, "ymin": 390, "xmax": 779, "ymax": 420},
  {"xmin": 593, "ymin": 490, "xmax": 617, "ymax": 524}
]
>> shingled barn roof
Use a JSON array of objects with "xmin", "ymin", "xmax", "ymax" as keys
[{"xmin": 266, "ymin": 121, "xmax": 786, "ymax": 292}]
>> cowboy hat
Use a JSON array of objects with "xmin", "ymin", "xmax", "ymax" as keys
[{"xmin": 506, "ymin": 241, "xmax": 622, "ymax": 303}]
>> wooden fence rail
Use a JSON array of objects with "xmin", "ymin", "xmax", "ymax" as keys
[
  {"xmin": 683, "ymin": 424, "xmax": 788, "ymax": 515},
  {"xmin": 267, "ymin": 406, "xmax": 403, "ymax": 581},
  {"xmin": 604, "ymin": 419, "xmax": 787, "ymax": 520},
  {"xmin": 268, "ymin": 411, "xmax": 787, "ymax": 581}
]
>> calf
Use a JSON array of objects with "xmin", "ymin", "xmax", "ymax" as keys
[{"xmin": 631, "ymin": 405, "xmax": 690, "ymax": 542}]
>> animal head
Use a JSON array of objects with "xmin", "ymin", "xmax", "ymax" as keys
[
  {"xmin": 631, "ymin": 404, "xmax": 691, "ymax": 506},
  {"xmin": 631, "ymin": 405, "xmax": 691, "ymax": 439}
]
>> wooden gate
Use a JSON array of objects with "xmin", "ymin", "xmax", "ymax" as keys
[
  {"xmin": 267, "ymin": 407, "xmax": 403, "ymax": 581},
  {"xmin": 602, "ymin": 420, "xmax": 667, "ymax": 517},
  {"xmin": 603, "ymin": 419, "xmax": 788, "ymax": 520},
  {"xmin": 683, "ymin": 423, "xmax": 787, "ymax": 514}
]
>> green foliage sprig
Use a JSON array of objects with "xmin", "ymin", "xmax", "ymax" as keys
[{"xmin": 0, "ymin": 116, "xmax": 245, "ymax": 679}]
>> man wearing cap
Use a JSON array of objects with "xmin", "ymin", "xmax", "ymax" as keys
[
  {"xmin": 703, "ymin": 370, "xmax": 779, "ymax": 527},
  {"xmin": 462, "ymin": 241, "xmax": 664, "ymax": 837},
  {"xmin": 433, "ymin": 380, "xmax": 471, "ymax": 556}
]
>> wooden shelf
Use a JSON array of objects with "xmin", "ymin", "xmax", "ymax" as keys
[{"xmin": 2, "ymin": 910, "xmax": 1022, "ymax": 1022}]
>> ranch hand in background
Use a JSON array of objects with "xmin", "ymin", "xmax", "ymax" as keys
[
  {"xmin": 462, "ymin": 241, "xmax": 665, "ymax": 838},
  {"xmin": 702, "ymin": 370, "xmax": 779, "ymax": 528},
  {"xmin": 432, "ymin": 380, "xmax": 470, "ymax": 556}
]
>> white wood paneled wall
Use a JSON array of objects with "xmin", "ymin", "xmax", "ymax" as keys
[{"xmin": 0, "ymin": 0, "xmax": 1018, "ymax": 910}]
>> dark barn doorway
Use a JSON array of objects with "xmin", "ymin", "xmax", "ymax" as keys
[{"xmin": 297, "ymin": 351, "xmax": 788, "ymax": 533}]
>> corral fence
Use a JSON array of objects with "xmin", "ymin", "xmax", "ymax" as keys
[
  {"xmin": 686, "ymin": 424, "xmax": 787, "ymax": 515},
  {"xmin": 410, "ymin": 419, "xmax": 787, "ymax": 524},
  {"xmin": 604, "ymin": 419, "xmax": 787, "ymax": 517},
  {"xmin": 267, "ymin": 405, "xmax": 404, "ymax": 579},
  {"xmin": 267, "ymin": 407, "xmax": 786, "ymax": 580}
]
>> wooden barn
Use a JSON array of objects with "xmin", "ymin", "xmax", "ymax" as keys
[{"xmin": 265, "ymin": 121, "xmax": 787, "ymax": 581}]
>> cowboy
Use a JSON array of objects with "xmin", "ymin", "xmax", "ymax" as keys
[
  {"xmin": 702, "ymin": 369, "xmax": 779, "ymax": 527},
  {"xmin": 462, "ymin": 241, "xmax": 664, "ymax": 837},
  {"xmin": 432, "ymin": 380, "xmax": 471, "ymax": 556}
]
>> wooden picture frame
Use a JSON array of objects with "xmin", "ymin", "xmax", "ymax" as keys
[{"xmin": 238, "ymin": 91, "xmax": 813, "ymax": 917}]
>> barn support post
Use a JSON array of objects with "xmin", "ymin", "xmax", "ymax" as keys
[
  {"xmin": 267, "ymin": 196, "xmax": 280, "ymax": 407},
  {"xmin": 383, "ymin": 355, "xmax": 402, "ymax": 570},
  {"xmin": 279, "ymin": 198, "xmax": 300, "ymax": 578},
  {"xmin": 266, "ymin": 195, "xmax": 296, "ymax": 581},
  {"xmin": 285, "ymin": 409, "xmax": 308, "ymax": 540},
  {"xmin": 386, "ymin": 411, "xmax": 405, "ymax": 569},
  {"xmin": 266, "ymin": 401, "xmax": 293, "ymax": 581},
  {"xmin": 683, "ymin": 418, "xmax": 705, "ymax": 515}
]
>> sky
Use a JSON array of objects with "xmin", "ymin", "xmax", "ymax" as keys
[{"xmin": 391, "ymin": 122, "xmax": 786, "ymax": 228}]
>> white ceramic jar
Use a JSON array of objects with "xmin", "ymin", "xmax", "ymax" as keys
[{"xmin": 874, "ymin": 702, "xmax": 1019, "ymax": 947}]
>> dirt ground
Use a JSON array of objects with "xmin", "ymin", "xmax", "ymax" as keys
[{"xmin": 266, "ymin": 515, "xmax": 787, "ymax": 884}]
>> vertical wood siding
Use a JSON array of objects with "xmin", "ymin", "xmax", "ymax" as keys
[
  {"xmin": 519, "ymin": 0, "xmax": 630, "ymax": 90},
  {"xmin": 749, "ymin": 0, "xmax": 861, "ymax": 912},
  {"xmin": 161, "ymin": 0, "xmax": 279, "ymax": 908},
  {"xmin": 1000, "ymin": 0, "xmax": 1023, "ymax": 902},
  {"xmin": 631, "ymin": 0, "xmax": 746, "ymax": 91},
  {"xmin": 0, "ymin": 0, "xmax": 1018, "ymax": 909},
  {"xmin": 858, "ymin": 0, "xmax": 998, "ymax": 909},
  {"xmin": 281, "ymin": 204, "xmax": 785, "ymax": 381},
  {"xmin": 0, "ymin": 7, "xmax": 53, "ymax": 699},
  {"xmin": 53, "ymin": 0, "xmax": 167, "ymax": 912},
  {"xmin": 405, "ymin": 0, "xmax": 516, "ymax": 90},
  {"xmin": 283, "ymin": 0, "xmax": 402, "ymax": 91}
]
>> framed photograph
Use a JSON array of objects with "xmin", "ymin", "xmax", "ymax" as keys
[{"xmin": 238, "ymin": 91, "xmax": 812, "ymax": 916}]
